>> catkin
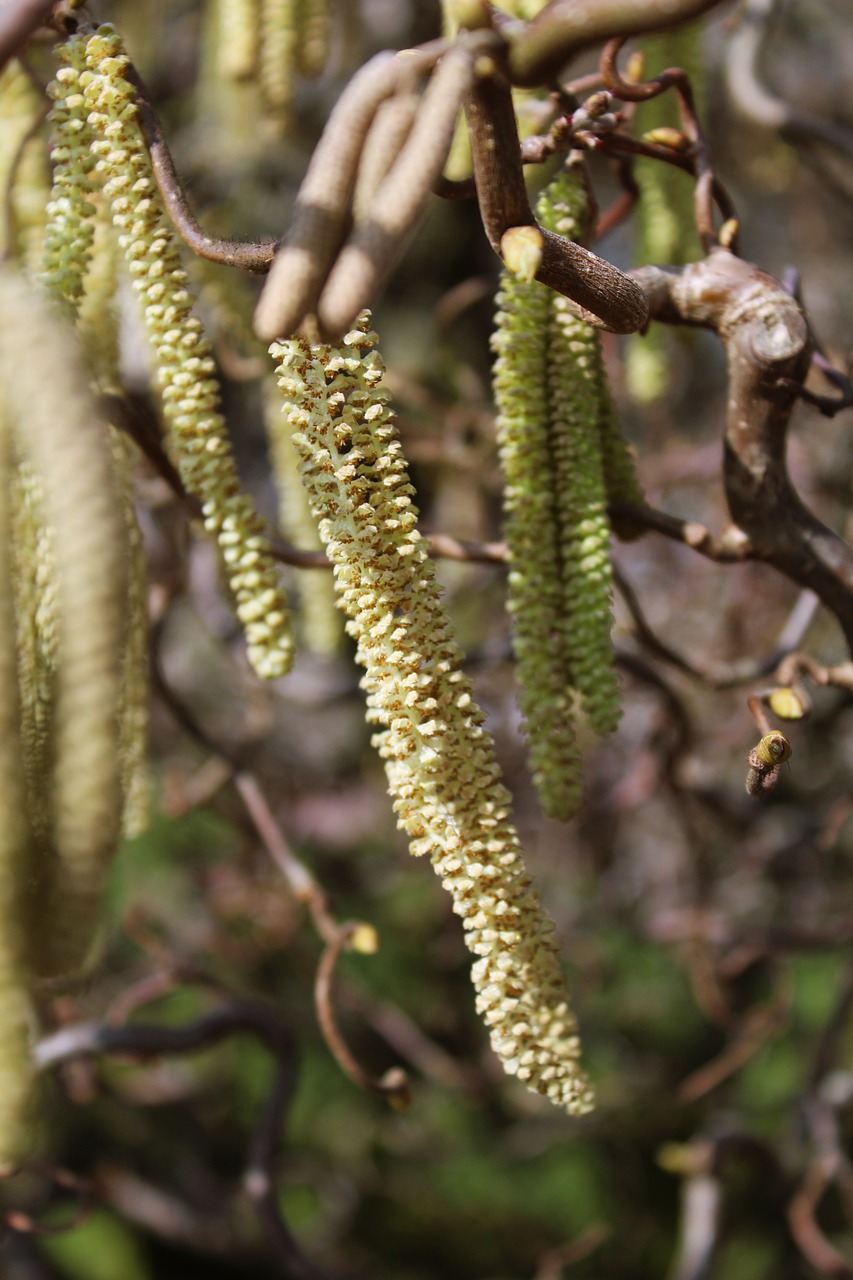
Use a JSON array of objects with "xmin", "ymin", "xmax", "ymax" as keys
[
  {"xmin": 259, "ymin": 0, "xmax": 299, "ymax": 133},
  {"xmin": 297, "ymin": 0, "xmax": 331, "ymax": 79},
  {"xmin": 492, "ymin": 267, "xmax": 583, "ymax": 821},
  {"xmin": 217, "ymin": 0, "xmax": 260, "ymax": 81},
  {"xmin": 0, "ymin": 268, "xmax": 129, "ymax": 977},
  {"xmin": 271, "ymin": 318, "xmax": 593, "ymax": 1115},
  {"xmin": 264, "ymin": 378, "xmax": 343, "ymax": 656},
  {"xmin": 492, "ymin": 161, "xmax": 628, "ymax": 817},
  {"xmin": 41, "ymin": 38, "xmax": 97, "ymax": 315},
  {"xmin": 0, "ymin": 385, "xmax": 37, "ymax": 1175},
  {"xmin": 627, "ymin": 27, "xmax": 704, "ymax": 403},
  {"xmin": 81, "ymin": 26, "xmax": 293, "ymax": 681},
  {"xmin": 0, "ymin": 60, "xmax": 50, "ymax": 268}
]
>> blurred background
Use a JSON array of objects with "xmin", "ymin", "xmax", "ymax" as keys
[{"xmin": 4, "ymin": 1, "xmax": 853, "ymax": 1277}]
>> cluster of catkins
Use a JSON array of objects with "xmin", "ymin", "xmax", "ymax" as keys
[
  {"xmin": 0, "ymin": 15, "xmax": 649, "ymax": 1169},
  {"xmin": 0, "ymin": 25, "xmax": 295, "ymax": 1170},
  {"xmin": 492, "ymin": 159, "xmax": 644, "ymax": 821},
  {"xmin": 215, "ymin": 0, "xmax": 331, "ymax": 135}
]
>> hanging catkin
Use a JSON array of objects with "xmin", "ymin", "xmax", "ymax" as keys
[
  {"xmin": 80, "ymin": 26, "xmax": 293, "ymax": 681},
  {"xmin": 492, "ymin": 158, "xmax": 636, "ymax": 818},
  {"xmin": 0, "ymin": 268, "xmax": 129, "ymax": 977},
  {"xmin": 0, "ymin": 380, "xmax": 37, "ymax": 1175},
  {"xmin": 271, "ymin": 316, "xmax": 593, "ymax": 1114}
]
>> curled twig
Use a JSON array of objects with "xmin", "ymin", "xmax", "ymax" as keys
[
  {"xmin": 314, "ymin": 923, "xmax": 411, "ymax": 1109},
  {"xmin": 601, "ymin": 36, "xmax": 718, "ymax": 251},
  {"xmin": 631, "ymin": 250, "xmax": 853, "ymax": 652},
  {"xmin": 464, "ymin": 54, "xmax": 649, "ymax": 333}
]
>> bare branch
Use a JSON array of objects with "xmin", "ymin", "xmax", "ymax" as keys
[
  {"xmin": 507, "ymin": 0, "xmax": 729, "ymax": 88},
  {"xmin": 631, "ymin": 249, "xmax": 853, "ymax": 651},
  {"xmin": 464, "ymin": 55, "xmax": 649, "ymax": 332}
]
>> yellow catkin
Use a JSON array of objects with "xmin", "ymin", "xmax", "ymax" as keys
[
  {"xmin": 297, "ymin": 0, "xmax": 331, "ymax": 79},
  {"xmin": 112, "ymin": 430, "xmax": 151, "ymax": 840},
  {"xmin": 217, "ymin": 0, "xmax": 260, "ymax": 81},
  {"xmin": 0, "ymin": 387, "xmax": 38, "ymax": 1175},
  {"xmin": 10, "ymin": 462, "xmax": 57, "ymax": 856},
  {"xmin": 81, "ymin": 26, "xmax": 293, "ymax": 681},
  {"xmin": 539, "ymin": 168, "xmax": 622, "ymax": 738},
  {"xmin": 263, "ymin": 378, "xmax": 343, "ymax": 656},
  {"xmin": 259, "ymin": 0, "xmax": 299, "ymax": 134},
  {"xmin": 76, "ymin": 206, "xmax": 121, "ymax": 388},
  {"xmin": 0, "ymin": 267, "xmax": 128, "ymax": 977},
  {"xmin": 77, "ymin": 212, "xmax": 151, "ymax": 838},
  {"xmin": 272, "ymin": 317, "xmax": 593, "ymax": 1114},
  {"xmin": 0, "ymin": 61, "xmax": 50, "ymax": 269},
  {"xmin": 41, "ymin": 38, "xmax": 97, "ymax": 316}
]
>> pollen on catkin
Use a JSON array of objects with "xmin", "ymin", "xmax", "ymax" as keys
[
  {"xmin": 271, "ymin": 317, "xmax": 593, "ymax": 1115},
  {"xmin": 80, "ymin": 26, "xmax": 293, "ymax": 681}
]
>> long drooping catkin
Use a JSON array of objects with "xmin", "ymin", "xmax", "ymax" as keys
[
  {"xmin": 271, "ymin": 318, "xmax": 593, "ymax": 1115},
  {"xmin": 80, "ymin": 26, "xmax": 292, "ymax": 681},
  {"xmin": 0, "ymin": 268, "xmax": 128, "ymax": 977},
  {"xmin": 0, "ymin": 384, "xmax": 37, "ymax": 1175},
  {"xmin": 491, "ymin": 161, "xmax": 628, "ymax": 817},
  {"xmin": 492, "ymin": 265, "xmax": 583, "ymax": 821}
]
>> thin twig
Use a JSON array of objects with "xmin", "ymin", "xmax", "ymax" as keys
[
  {"xmin": 123, "ymin": 62, "xmax": 277, "ymax": 273},
  {"xmin": 314, "ymin": 924, "xmax": 411, "ymax": 1109}
]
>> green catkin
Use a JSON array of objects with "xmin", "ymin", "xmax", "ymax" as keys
[
  {"xmin": 271, "ymin": 317, "xmax": 593, "ymax": 1115},
  {"xmin": 492, "ymin": 265, "xmax": 583, "ymax": 821},
  {"xmin": 0, "ymin": 267, "xmax": 128, "ymax": 977},
  {"xmin": 259, "ymin": 0, "xmax": 299, "ymax": 134},
  {"xmin": 264, "ymin": 379, "xmax": 343, "ymax": 656},
  {"xmin": 539, "ymin": 169, "xmax": 622, "ymax": 737},
  {"xmin": 627, "ymin": 27, "xmax": 704, "ymax": 404},
  {"xmin": 0, "ymin": 389, "xmax": 37, "ymax": 1175},
  {"xmin": 41, "ymin": 39, "xmax": 97, "ymax": 316},
  {"xmin": 81, "ymin": 26, "xmax": 293, "ymax": 681},
  {"xmin": 77, "ymin": 206, "xmax": 121, "ymax": 388},
  {"xmin": 297, "ymin": 0, "xmax": 331, "ymax": 79},
  {"xmin": 0, "ymin": 61, "xmax": 50, "ymax": 269},
  {"xmin": 596, "ymin": 354, "xmax": 645, "ymax": 514}
]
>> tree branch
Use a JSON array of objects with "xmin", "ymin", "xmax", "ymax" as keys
[{"xmin": 632, "ymin": 249, "xmax": 853, "ymax": 652}]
